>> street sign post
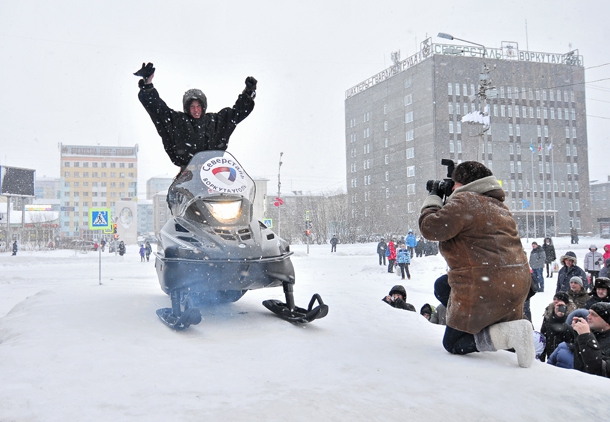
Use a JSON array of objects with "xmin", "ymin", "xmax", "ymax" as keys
[{"xmin": 88, "ymin": 208, "xmax": 111, "ymax": 285}]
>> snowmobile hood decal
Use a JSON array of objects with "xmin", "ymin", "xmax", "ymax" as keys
[{"xmin": 200, "ymin": 156, "xmax": 248, "ymax": 194}]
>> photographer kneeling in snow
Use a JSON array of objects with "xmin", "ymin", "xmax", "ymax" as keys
[
  {"xmin": 382, "ymin": 285, "xmax": 416, "ymax": 312},
  {"xmin": 419, "ymin": 161, "xmax": 535, "ymax": 368}
]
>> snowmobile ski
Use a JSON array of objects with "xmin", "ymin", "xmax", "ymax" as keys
[
  {"xmin": 263, "ymin": 293, "xmax": 329, "ymax": 324},
  {"xmin": 156, "ymin": 307, "xmax": 202, "ymax": 331}
]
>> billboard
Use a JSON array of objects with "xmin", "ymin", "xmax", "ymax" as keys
[{"xmin": 0, "ymin": 166, "xmax": 35, "ymax": 197}]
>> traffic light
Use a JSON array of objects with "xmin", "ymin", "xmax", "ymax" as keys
[{"xmin": 113, "ymin": 223, "xmax": 117, "ymax": 234}]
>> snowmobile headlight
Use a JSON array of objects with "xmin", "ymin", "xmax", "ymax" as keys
[{"xmin": 205, "ymin": 200, "xmax": 242, "ymax": 222}]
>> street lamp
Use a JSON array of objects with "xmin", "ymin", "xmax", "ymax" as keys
[
  {"xmin": 277, "ymin": 152, "xmax": 283, "ymax": 237},
  {"xmin": 439, "ymin": 32, "xmax": 496, "ymax": 161}
]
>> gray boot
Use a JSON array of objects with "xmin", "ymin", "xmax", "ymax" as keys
[{"xmin": 488, "ymin": 320, "xmax": 535, "ymax": 368}]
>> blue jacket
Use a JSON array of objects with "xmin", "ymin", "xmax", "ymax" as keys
[
  {"xmin": 547, "ymin": 342, "xmax": 574, "ymax": 369},
  {"xmin": 396, "ymin": 248, "xmax": 411, "ymax": 264},
  {"xmin": 406, "ymin": 233, "xmax": 417, "ymax": 248}
]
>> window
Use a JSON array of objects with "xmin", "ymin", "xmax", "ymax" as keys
[
  {"xmin": 522, "ymin": 106, "xmax": 527, "ymax": 118},
  {"xmin": 550, "ymin": 90, "xmax": 554, "ymax": 101},
  {"xmin": 457, "ymin": 140, "xmax": 462, "ymax": 153},
  {"xmin": 456, "ymin": 122, "xmax": 461, "ymax": 134},
  {"xmin": 493, "ymin": 105, "xmax": 498, "ymax": 117},
  {"xmin": 508, "ymin": 106, "xmax": 513, "ymax": 118},
  {"xmin": 564, "ymin": 108, "xmax": 569, "ymax": 120},
  {"xmin": 516, "ymin": 124, "xmax": 521, "ymax": 136},
  {"xmin": 571, "ymin": 91, "xmax": 575, "ymax": 102},
  {"xmin": 567, "ymin": 163, "xmax": 571, "ymax": 174},
  {"xmin": 470, "ymin": 84, "xmax": 475, "ymax": 96},
  {"xmin": 529, "ymin": 107, "xmax": 534, "ymax": 118},
  {"xmin": 405, "ymin": 111, "xmax": 413, "ymax": 123},
  {"xmin": 509, "ymin": 144, "xmax": 514, "ymax": 155},
  {"xmin": 542, "ymin": 90, "xmax": 547, "ymax": 101},
  {"xmin": 385, "ymin": 171, "xmax": 389, "ymax": 181},
  {"xmin": 456, "ymin": 103, "xmax": 461, "ymax": 115},
  {"xmin": 407, "ymin": 184, "xmax": 415, "ymax": 195},
  {"xmin": 383, "ymin": 104, "xmax": 387, "ymax": 114},
  {"xmin": 508, "ymin": 124, "xmax": 513, "ymax": 136},
  {"xmin": 571, "ymin": 109, "xmax": 576, "ymax": 120},
  {"xmin": 463, "ymin": 84, "xmax": 467, "ymax": 95},
  {"xmin": 515, "ymin": 106, "xmax": 520, "ymax": 118},
  {"xmin": 407, "ymin": 166, "xmax": 415, "ymax": 177},
  {"xmin": 455, "ymin": 83, "xmax": 460, "ymax": 96},
  {"xmin": 449, "ymin": 122, "xmax": 454, "ymax": 133},
  {"xmin": 550, "ymin": 108, "xmax": 555, "ymax": 119},
  {"xmin": 385, "ymin": 155, "xmax": 389, "ymax": 164},
  {"xmin": 385, "ymin": 188, "xmax": 390, "ymax": 198},
  {"xmin": 561, "ymin": 181, "xmax": 565, "ymax": 192},
  {"xmin": 404, "ymin": 94, "xmax": 412, "ymax": 106},
  {"xmin": 557, "ymin": 90, "xmax": 562, "ymax": 101},
  {"xmin": 516, "ymin": 144, "xmax": 521, "ymax": 155},
  {"xmin": 384, "ymin": 121, "xmax": 388, "ymax": 131},
  {"xmin": 529, "ymin": 89, "xmax": 533, "ymax": 100},
  {"xmin": 543, "ymin": 108, "xmax": 547, "ymax": 119},
  {"xmin": 517, "ymin": 161, "xmax": 522, "ymax": 172},
  {"xmin": 544, "ymin": 126, "xmax": 549, "ymax": 137},
  {"xmin": 573, "ymin": 163, "xmax": 578, "ymax": 174},
  {"xmin": 406, "ymin": 130, "xmax": 414, "ymax": 141},
  {"xmin": 537, "ymin": 126, "xmax": 541, "ymax": 137},
  {"xmin": 385, "ymin": 138, "xmax": 389, "ymax": 147},
  {"xmin": 501, "ymin": 105, "xmax": 506, "ymax": 117},
  {"xmin": 500, "ymin": 86, "xmax": 505, "ymax": 98},
  {"xmin": 510, "ymin": 162, "xmax": 515, "ymax": 173},
  {"xmin": 536, "ymin": 107, "xmax": 541, "ymax": 118},
  {"xmin": 449, "ymin": 140, "xmax": 455, "ymax": 153},
  {"xmin": 566, "ymin": 127, "xmax": 570, "ymax": 138},
  {"xmin": 535, "ymin": 89, "xmax": 540, "ymax": 100},
  {"xmin": 573, "ymin": 127, "xmax": 577, "ymax": 139},
  {"xmin": 449, "ymin": 103, "xmax": 453, "ymax": 114},
  {"xmin": 448, "ymin": 83, "xmax": 453, "ymax": 95},
  {"xmin": 406, "ymin": 147, "xmax": 414, "ymax": 159}
]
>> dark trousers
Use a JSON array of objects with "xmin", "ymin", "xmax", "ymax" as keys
[
  {"xmin": 398, "ymin": 263, "xmax": 410, "ymax": 279},
  {"xmin": 378, "ymin": 253, "xmax": 386, "ymax": 265},
  {"xmin": 331, "ymin": 244, "xmax": 336, "ymax": 252},
  {"xmin": 434, "ymin": 274, "xmax": 478, "ymax": 355},
  {"xmin": 387, "ymin": 259, "xmax": 395, "ymax": 273}
]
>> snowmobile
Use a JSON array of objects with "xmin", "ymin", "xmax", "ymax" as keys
[{"xmin": 154, "ymin": 150, "xmax": 328, "ymax": 330}]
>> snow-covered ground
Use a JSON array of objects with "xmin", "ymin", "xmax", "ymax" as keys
[{"xmin": 0, "ymin": 236, "xmax": 608, "ymax": 421}]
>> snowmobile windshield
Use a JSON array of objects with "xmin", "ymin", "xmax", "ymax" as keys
[{"xmin": 169, "ymin": 150, "xmax": 256, "ymax": 219}]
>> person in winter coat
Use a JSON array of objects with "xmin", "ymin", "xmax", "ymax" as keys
[
  {"xmin": 583, "ymin": 245, "xmax": 604, "ymax": 286},
  {"xmin": 571, "ymin": 302, "xmax": 610, "ymax": 377},
  {"xmin": 539, "ymin": 292, "xmax": 576, "ymax": 362},
  {"xmin": 603, "ymin": 244, "xmax": 610, "ymax": 262},
  {"xmin": 386, "ymin": 240, "xmax": 396, "ymax": 273},
  {"xmin": 382, "ymin": 285, "xmax": 416, "ymax": 312},
  {"xmin": 556, "ymin": 251, "xmax": 588, "ymax": 293},
  {"xmin": 600, "ymin": 258, "xmax": 610, "ymax": 279},
  {"xmin": 405, "ymin": 230, "xmax": 417, "ymax": 258},
  {"xmin": 547, "ymin": 341, "xmax": 575, "ymax": 369},
  {"xmin": 118, "ymin": 241, "xmax": 126, "ymax": 257},
  {"xmin": 570, "ymin": 227, "xmax": 579, "ymax": 244},
  {"xmin": 395, "ymin": 243, "xmax": 411, "ymax": 280},
  {"xmin": 139, "ymin": 245, "xmax": 146, "ymax": 262},
  {"xmin": 415, "ymin": 236, "xmax": 424, "ymax": 257},
  {"xmin": 11, "ymin": 240, "xmax": 18, "ymax": 256},
  {"xmin": 430, "ymin": 303, "xmax": 447, "ymax": 325},
  {"xmin": 145, "ymin": 241, "xmax": 152, "ymax": 262},
  {"xmin": 377, "ymin": 239, "xmax": 387, "ymax": 266},
  {"xmin": 330, "ymin": 235, "xmax": 338, "ymax": 253},
  {"xmin": 584, "ymin": 277, "xmax": 610, "ymax": 309},
  {"xmin": 542, "ymin": 237, "xmax": 557, "ymax": 278},
  {"xmin": 136, "ymin": 63, "xmax": 256, "ymax": 208},
  {"xmin": 529, "ymin": 242, "xmax": 546, "ymax": 292},
  {"xmin": 419, "ymin": 161, "xmax": 534, "ymax": 368},
  {"xmin": 567, "ymin": 277, "xmax": 591, "ymax": 309}
]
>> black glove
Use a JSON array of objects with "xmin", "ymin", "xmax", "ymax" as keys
[
  {"xmin": 428, "ymin": 180, "xmax": 443, "ymax": 199},
  {"xmin": 245, "ymin": 76, "xmax": 257, "ymax": 91},
  {"xmin": 134, "ymin": 62, "xmax": 155, "ymax": 79}
]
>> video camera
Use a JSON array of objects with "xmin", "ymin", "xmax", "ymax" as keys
[{"xmin": 426, "ymin": 159, "xmax": 456, "ymax": 202}]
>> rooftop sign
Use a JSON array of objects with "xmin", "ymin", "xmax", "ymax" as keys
[{"xmin": 345, "ymin": 39, "xmax": 584, "ymax": 99}]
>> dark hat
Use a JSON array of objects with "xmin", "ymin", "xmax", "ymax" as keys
[
  {"xmin": 420, "ymin": 303, "xmax": 433, "ymax": 316},
  {"xmin": 590, "ymin": 302, "xmax": 610, "ymax": 325},
  {"xmin": 594, "ymin": 277, "xmax": 610, "ymax": 291},
  {"xmin": 554, "ymin": 292, "xmax": 570, "ymax": 304},
  {"xmin": 452, "ymin": 161, "xmax": 493, "ymax": 185},
  {"xmin": 389, "ymin": 285, "xmax": 407, "ymax": 300},
  {"xmin": 183, "ymin": 88, "xmax": 208, "ymax": 115}
]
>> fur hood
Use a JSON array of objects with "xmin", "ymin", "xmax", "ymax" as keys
[{"xmin": 560, "ymin": 251, "xmax": 578, "ymax": 265}]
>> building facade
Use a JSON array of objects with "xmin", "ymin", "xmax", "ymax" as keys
[
  {"xmin": 590, "ymin": 176, "xmax": 610, "ymax": 237},
  {"xmin": 59, "ymin": 144, "xmax": 138, "ymax": 239},
  {"xmin": 345, "ymin": 38, "xmax": 591, "ymax": 239}
]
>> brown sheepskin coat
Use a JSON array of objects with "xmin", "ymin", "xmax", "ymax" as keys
[{"xmin": 419, "ymin": 176, "xmax": 531, "ymax": 334}]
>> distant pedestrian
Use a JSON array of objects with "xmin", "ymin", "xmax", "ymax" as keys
[
  {"xmin": 386, "ymin": 239, "xmax": 396, "ymax": 273},
  {"xmin": 530, "ymin": 241, "xmax": 546, "ymax": 292},
  {"xmin": 570, "ymin": 227, "xmax": 579, "ymax": 244},
  {"xmin": 12, "ymin": 240, "xmax": 18, "ymax": 256},
  {"xmin": 139, "ymin": 244, "xmax": 146, "ymax": 262},
  {"xmin": 145, "ymin": 241, "xmax": 152, "ymax": 262},
  {"xmin": 330, "ymin": 235, "xmax": 338, "ymax": 253},
  {"xmin": 118, "ymin": 241, "xmax": 126, "ymax": 256},
  {"xmin": 376, "ymin": 239, "xmax": 387, "ymax": 266},
  {"xmin": 542, "ymin": 237, "xmax": 557, "ymax": 278},
  {"xmin": 584, "ymin": 245, "xmax": 604, "ymax": 286},
  {"xmin": 395, "ymin": 243, "xmax": 411, "ymax": 280},
  {"xmin": 405, "ymin": 230, "xmax": 417, "ymax": 258}
]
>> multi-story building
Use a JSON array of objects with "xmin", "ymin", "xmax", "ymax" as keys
[
  {"xmin": 146, "ymin": 176, "xmax": 174, "ymax": 200},
  {"xmin": 345, "ymin": 38, "xmax": 591, "ymax": 238},
  {"xmin": 59, "ymin": 143, "xmax": 138, "ymax": 239},
  {"xmin": 590, "ymin": 176, "xmax": 610, "ymax": 237},
  {"xmin": 35, "ymin": 177, "xmax": 61, "ymax": 200}
]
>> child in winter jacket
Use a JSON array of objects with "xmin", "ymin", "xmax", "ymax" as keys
[{"xmin": 395, "ymin": 243, "xmax": 411, "ymax": 280}]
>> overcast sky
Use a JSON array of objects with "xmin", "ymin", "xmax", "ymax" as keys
[{"xmin": 1, "ymin": 0, "xmax": 608, "ymax": 198}]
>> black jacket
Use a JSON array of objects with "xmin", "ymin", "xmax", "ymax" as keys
[
  {"xmin": 574, "ymin": 329, "xmax": 610, "ymax": 377},
  {"xmin": 540, "ymin": 307, "xmax": 572, "ymax": 362},
  {"xmin": 139, "ymin": 86, "xmax": 254, "ymax": 168},
  {"xmin": 542, "ymin": 241, "xmax": 556, "ymax": 263}
]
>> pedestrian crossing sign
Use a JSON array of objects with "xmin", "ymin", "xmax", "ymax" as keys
[
  {"xmin": 263, "ymin": 218, "xmax": 273, "ymax": 228},
  {"xmin": 89, "ymin": 208, "xmax": 111, "ymax": 230}
]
